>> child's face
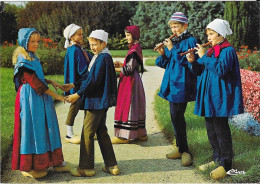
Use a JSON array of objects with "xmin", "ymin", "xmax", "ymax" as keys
[
  {"xmin": 170, "ymin": 23, "xmax": 187, "ymax": 36},
  {"xmin": 71, "ymin": 29, "xmax": 83, "ymax": 45},
  {"xmin": 27, "ymin": 33, "xmax": 40, "ymax": 53},
  {"xmin": 89, "ymin": 39, "xmax": 106, "ymax": 55},
  {"xmin": 206, "ymin": 29, "xmax": 224, "ymax": 46},
  {"xmin": 125, "ymin": 32, "xmax": 133, "ymax": 44}
]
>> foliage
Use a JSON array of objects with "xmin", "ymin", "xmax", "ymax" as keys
[
  {"xmin": 154, "ymin": 95, "xmax": 260, "ymax": 183},
  {"xmin": 38, "ymin": 38, "xmax": 64, "ymax": 75},
  {"xmin": 224, "ymin": 2, "xmax": 259, "ymax": 50},
  {"xmin": 0, "ymin": 39, "xmax": 65, "ymax": 75},
  {"xmin": 0, "ymin": 41, "xmax": 17, "ymax": 68},
  {"xmin": 0, "ymin": 2, "xmax": 22, "ymax": 43},
  {"xmin": 240, "ymin": 69, "xmax": 260, "ymax": 121},
  {"xmin": 188, "ymin": 1, "xmax": 225, "ymax": 44},
  {"xmin": 237, "ymin": 46, "xmax": 260, "ymax": 71},
  {"xmin": 130, "ymin": 1, "xmax": 190, "ymax": 49},
  {"xmin": 15, "ymin": 1, "xmax": 138, "ymax": 49},
  {"xmin": 108, "ymin": 33, "xmax": 128, "ymax": 50}
]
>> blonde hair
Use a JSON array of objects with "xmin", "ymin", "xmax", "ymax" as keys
[
  {"xmin": 12, "ymin": 46, "xmax": 32, "ymax": 65},
  {"xmin": 168, "ymin": 21, "xmax": 186, "ymax": 26},
  {"xmin": 12, "ymin": 32, "xmax": 40, "ymax": 65}
]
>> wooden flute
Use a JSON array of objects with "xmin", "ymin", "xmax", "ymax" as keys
[
  {"xmin": 180, "ymin": 42, "xmax": 211, "ymax": 56},
  {"xmin": 153, "ymin": 33, "xmax": 177, "ymax": 51}
]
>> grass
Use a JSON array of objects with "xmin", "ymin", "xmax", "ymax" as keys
[
  {"xmin": 0, "ymin": 67, "xmax": 64, "ymax": 161},
  {"xmin": 145, "ymin": 58, "xmax": 156, "ymax": 66},
  {"xmin": 111, "ymin": 49, "xmax": 159, "ymax": 58},
  {"xmin": 154, "ymin": 91, "xmax": 260, "ymax": 183}
]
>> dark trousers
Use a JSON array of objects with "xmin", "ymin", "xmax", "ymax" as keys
[
  {"xmin": 65, "ymin": 99, "xmax": 81, "ymax": 126},
  {"xmin": 79, "ymin": 109, "xmax": 117, "ymax": 169},
  {"xmin": 169, "ymin": 102, "xmax": 189, "ymax": 153},
  {"xmin": 205, "ymin": 117, "xmax": 233, "ymax": 171}
]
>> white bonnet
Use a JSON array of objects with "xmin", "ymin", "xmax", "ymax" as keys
[
  {"xmin": 206, "ymin": 19, "xmax": 232, "ymax": 38},
  {"xmin": 89, "ymin": 30, "xmax": 108, "ymax": 43},
  {"xmin": 63, "ymin": 23, "xmax": 81, "ymax": 48}
]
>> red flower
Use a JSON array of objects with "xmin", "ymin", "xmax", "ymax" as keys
[{"xmin": 244, "ymin": 46, "xmax": 248, "ymax": 49}]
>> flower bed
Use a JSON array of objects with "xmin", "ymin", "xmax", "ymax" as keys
[
  {"xmin": 240, "ymin": 69, "xmax": 260, "ymax": 122},
  {"xmin": 230, "ymin": 69, "xmax": 260, "ymax": 136}
]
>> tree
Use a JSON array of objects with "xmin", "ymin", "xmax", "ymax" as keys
[
  {"xmin": 188, "ymin": 1, "xmax": 225, "ymax": 44},
  {"xmin": 130, "ymin": 1, "xmax": 190, "ymax": 48},
  {"xmin": 224, "ymin": 1, "xmax": 259, "ymax": 49},
  {"xmin": 16, "ymin": 1, "xmax": 137, "ymax": 46},
  {"xmin": 0, "ymin": 2, "xmax": 22, "ymax": 43}
]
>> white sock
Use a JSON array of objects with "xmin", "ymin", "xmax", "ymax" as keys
[{"xmin": 67, "ymin": 125, "xmax": 74, "ymax": 137}]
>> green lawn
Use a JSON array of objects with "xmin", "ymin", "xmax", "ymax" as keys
[
  {"xmin": 0, "ymin": 67, "xmax": 64, "ymax": 160},
  {"xmin": 154, "ymin": 92, "xmax": 260, "ymax": 183},
  {"xmin": 111, "ymin": 49, "xmax": 159, "ymax": 58}
]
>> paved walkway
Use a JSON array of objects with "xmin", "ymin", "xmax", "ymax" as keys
[{"xmin": 1, "ymin": 58, "xmax": 209, "ymax": 183}]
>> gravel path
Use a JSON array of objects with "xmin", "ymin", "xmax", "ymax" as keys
[{"xmin": 1, "ymin": 58, "xmax": 209, "ymax": 183}]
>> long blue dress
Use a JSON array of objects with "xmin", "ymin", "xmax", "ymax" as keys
[{"xmin": 14, "ymin": 55, "xmax": 62, "ymax": 154}]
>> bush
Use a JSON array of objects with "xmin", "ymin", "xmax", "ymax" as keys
[
  {"xmin": 237, "ymin": 46, "xmax": 260, "ymax": 71},
  {"xmin": 240, "ymin": 69, "xmax": 260, "ymax": 121},
  {"xmin": 108, "ymin": 33, "xmax": 128, "ymax": 50},
  {"xmin": 0, "ymin": 41, "xmax": 17, "ymax": 68},
  {"xmin": 0, "ymin": 38, "xmax": 65, "ymax": 75}
]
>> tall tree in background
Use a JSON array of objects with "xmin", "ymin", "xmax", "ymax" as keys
[
  {"xmin": 16, "ymin": 1, "xmax": 137, "ymax": 45},
  {"xmin": 188, "ymin": 1, "xmax": 225, "ymax": 44},
  {"xmin": 0, "ymin": 2, "xmax": 22, "ymax": 43},
  {"xmin": 224, "ymin": 1, "xmax": 248, "ymax": 49},
  {"xmin": 130, "ymin": 1, "xmax": 190, "ymax": 48},
  {"xmin": 224, "ymin": 1, "xmax": 259, "ymax": 49}
]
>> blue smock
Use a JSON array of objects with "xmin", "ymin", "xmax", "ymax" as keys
[
  {"xmin": 156, "ymin": 36, "xmax": 198, "ymax": 103},
  {"xmin": 77, "ymin": 53, "xmax": 117, "ymax": 110},
  {"xmin": 192, "ymin": 47, "xmax": 244, "ymax": 117},
  {"xmin": 64, "ymin": 45, "xmax": 92, "ymax": 95},
  {"xmin": 14, "ymin": 55, "xmax": 62, "ymax": 154}
]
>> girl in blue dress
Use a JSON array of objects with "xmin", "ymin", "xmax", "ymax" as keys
[
  {"xmin": 187, "ymin": 19, "xmax": 244, "ymax": 180},
  {"xmin": 12, "ymin": 28, "xmax": 70, "ymax": 178}
]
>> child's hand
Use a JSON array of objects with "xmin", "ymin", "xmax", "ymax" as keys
[
  {"xmin": 62, "ymin": 83, "xmax": 75, "ymax": 92},
  {"xmin": 51, "ymin": 80, "xmax": 64, "ymax": 91},
  {"xmin": 55, "ymin": 95, "xmax": 67, "ymax": 104},
  {"xmin": 163, "ymin": 38, "xmax": 173, "ymax": 51},
  {"xmin": 195, "ymin": 44, "xmax": 206, "ymax": 58},
  {"xmin": 67, "ymin": 93, "xmax": 80, "ymax": 104},
  {"xmin": 186, "ymin": 49, "xmax": 195, "ymax": 63},
  {"xmin": 155, "ymin": 43, "xmax": 165, "ymax": 55}
]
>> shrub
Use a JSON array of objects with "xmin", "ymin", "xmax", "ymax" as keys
[
  {"xmin": 240, "ymin": 69, "xmax": 260, "ymax": 121},
  {"xmin": 108, "ymin": 33, "xmax": 128, "ymax": 50},
  {"xmin": 0, "ymin": 41, "xmax": 17, "ymax": 68},
  {"xmin": 237, "ymin": 46, "xmax": 260, "ymax": 72}
]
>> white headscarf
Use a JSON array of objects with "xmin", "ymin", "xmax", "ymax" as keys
[
  {"xmin": 206, "ymin": 19, "xmax": 233, "ymax": 38},
  {"xmin": 89, "ymin": 29, "xmax": 108, "ymax": 43},
  {"xmin": 63, "ymin": 23, "xmax": 81, "ymax": 48}
]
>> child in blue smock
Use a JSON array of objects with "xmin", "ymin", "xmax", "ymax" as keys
[
  {"xmin": 12, "ymin": 28, "xmax": 71, "ymax": 178},
  {"xmin": 187, "ymin": 19, "xmax": 244, "ymax": 180},
  {"xmin": 64, "ymin": 30, "xmax": 119, "ymax": 177},
  {"xmin": 63, "ymin": 23, "xmax": 92, "ymax": 144},
  {"xmin": 155, "ymin": 12, "xmax": 198, "ymax": 167}
]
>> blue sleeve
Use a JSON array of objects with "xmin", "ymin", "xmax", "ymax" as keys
[
  {"xmin": 77, "ymin": 56, "xmax": 106, "ymax": 96},
  {"xmin": 155, "ymin": 54, "xmax": 170, "ymax": 69},
  {"xmin": 198, "ymin": 47, "xmax": 235, "ymax": 77},
  {"xmin": 74, "ymin": 48, "xmax": 89, "ymax": 78},
  {"xmin": 188, "ymin": 61, "xmax": 205, "ymax": 76}
]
